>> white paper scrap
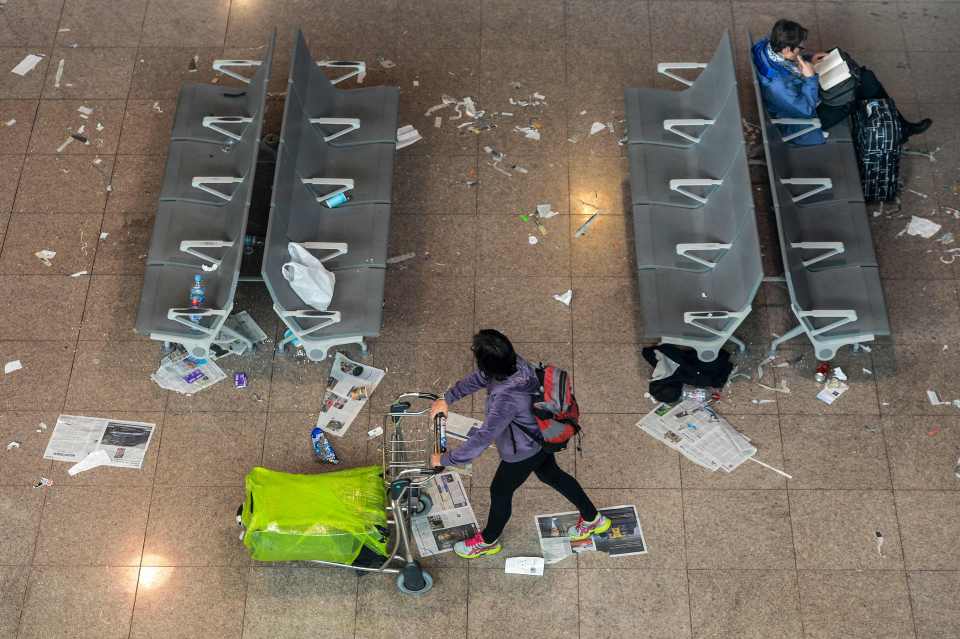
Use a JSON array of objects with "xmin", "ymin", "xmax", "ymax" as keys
[
  {"xmin": 4, "ymin": 360, "xmax": 22, "ymax": 374},
  {"xmin": 536, "ymin": 203, "xmax": 559, "ymax": 219},
  {"xmin": 904, "ymin": 215, "xmax": 942, "ymax": 239},
  {"xmin": 6, "ymin": 441, "xmax": 20, "ymax": 450},
  {"xmin": 434, "ymin": 116, "xmax": 442, "ymax": 128},
  {"xmin": 589, "ymin": 121, "xmax": 606, "ymax": 135},
  {"xmin": 99, "ymin": 232, "xmax": 108, "ymax": 240},
  {"xmin": 56, "ymin": 136, "xmax": 73, "ymax": 152},
  {"xmin": 927, "ymin": 390, "xmax": 950, "ymax": 406},
  {"xmin": 34, "ymin": 249, "xmax": 56, "ymax": 266},
  {"xmin": 3, "ymin": 119, "xmax": 15, "ymax": 127},
  {"xmin": 515, "ymin": 125, "xmax": 541, "ymax": 141},
  {"xmin": 69, "ymin": 271, "xmax": 89, "ymax": 277},
  {"xmin": 386, "ymin": 252, "xmax": 416, "ymax": 264},
  {"xmin": 816, "ymin": 379, "xmax": 849, "ymax": 405},
  {"xmin": 396, "ymin": 124, "xmax": 422, "ymax": 150},
  {"xmin": 553, "ymin": 289, "xmax": 573, "ymax": 306},
  {"xmin": 11, "ymin": 54, "xmax": 43, "ymax": 76},
  {"xmin": 505, "ymin": 556, "xmax": 544, "ymax": 576},
  {"xmin": 77, "ymin": 105, "xmax": 93, "ymax": 116},
  {"xmin": 832, "ymin": 367, "xmax": 847, "ymax": 381},
  {"xmin": 53, "ymin": 58, "xmax": 64, "ymax": 88},
  {"xmin": 528, "ymin": 235, "xmax": 538, "ymax": 245},
  {"xmin": 367, "ymin": 425, "xmax": 384, "ymax": 439},
  {"xmin": 67, "ymin": 449, "xmax": 111, "ymax": 476}
]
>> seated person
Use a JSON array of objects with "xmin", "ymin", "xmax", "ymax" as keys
[{"xmin": 752, "ymin": 19, "xmax": 931, "ymax": 145}]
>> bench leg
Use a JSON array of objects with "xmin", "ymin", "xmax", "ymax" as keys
[{"xmin": 768, "ymin": 324, "xmax": 805, "ymax": 359}]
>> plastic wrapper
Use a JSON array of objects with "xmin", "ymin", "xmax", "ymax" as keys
[{"xmin": 241, "ymin": 466, "xmax": 387, "ymax": 564}]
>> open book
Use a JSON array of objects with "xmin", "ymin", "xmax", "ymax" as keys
[{"xmin": 814, "ymin": 48, "xmax": 851, "ymax": 91}]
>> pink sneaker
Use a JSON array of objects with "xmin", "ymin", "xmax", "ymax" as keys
[
  {"xmin": 453, "ymin": 532, "xmax": 503, "ymax": 559},
  {"xmin": 567, "ymin": 514, "xmax": 611, "ymax": 541}
]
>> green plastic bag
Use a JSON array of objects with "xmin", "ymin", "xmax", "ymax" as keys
[{"xmin": 241, "ymin": 466, "xmax": 388, "ymax": 564}]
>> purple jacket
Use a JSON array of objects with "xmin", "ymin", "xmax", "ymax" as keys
[{"xmin": 440, "ymin": 357, "xmax": 542, "ymax": 466}]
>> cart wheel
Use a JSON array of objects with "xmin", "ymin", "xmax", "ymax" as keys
[
  {"xmin": 396, "ymin": 569, "xmax": 433, "ymax": 596},
  {"xmin": 413, "ymin": 493, "xmax": 432, "ymax": 517},
  {"xmin": 235, "ymin": 505, "xmax": 243, "ymax": 526}
]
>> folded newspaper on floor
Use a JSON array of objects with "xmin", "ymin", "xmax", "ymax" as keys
[
  {"xmin": 316, "ymin": 352, "xmax": 385, "ymax": 437},
  {"xmin": 411, "ymin": 471, "xmax": 479, "ymax": 557},
  {"xmin": 637, "ymin": 399, "xmax": 756, "ymax": 472},
  {"xmin": 43, "ymin": 415, "xmax": 156, "ymax": 470},
  {"xmin": 536, "ymin": 505, "xmax": 647, "ymax": 564},
  {"xmin": 151, "ymin": 348, "xmax": 227, "ymax": 394}
]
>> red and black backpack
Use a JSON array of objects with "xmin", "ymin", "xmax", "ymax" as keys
[{"xmin": 510, "ymin": 363, "xmax": 582, "ymax": 453}]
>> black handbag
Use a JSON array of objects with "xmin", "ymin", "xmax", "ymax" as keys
[{"xmin": 818, "ymin": 49, "xmax": 862, "ymax": 107}]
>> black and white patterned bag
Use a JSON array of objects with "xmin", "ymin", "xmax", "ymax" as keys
[{"xmin": 851, "ymin": 98, "xmax": 902, "ymax": 202}]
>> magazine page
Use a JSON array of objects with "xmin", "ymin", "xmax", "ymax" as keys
[
  {"xmin": 536, "ymin": 504, "xmax": 648, "ymax": 564},
  {"xmin": 151, "ymin": 349, "xmax": 227, "ymax": 394},
  {"xmin": 316, "ymin": 352, "xmax": 385, "ymax": 437},
  {"xmin": 410, "ymin": 472, "xmax": 479, "ymax": 557},
  {"xmin": 43, "ymin": 415, "xmax": 156, "ymax": 470}
]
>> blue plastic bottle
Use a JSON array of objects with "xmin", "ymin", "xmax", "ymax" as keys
[{"xmin": 189, "ymin": 274, "xmax": 205, "ymax": 323}]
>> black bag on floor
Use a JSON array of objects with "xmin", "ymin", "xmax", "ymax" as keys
[
  {"xmin": 641, "ymin": 344, "xmax": 733, "ymax": 404},
  {"xmin": 851, "ymin": 97, "xmax": 902, "ymax": 202}
]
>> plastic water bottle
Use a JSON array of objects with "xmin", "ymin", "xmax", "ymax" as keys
[
  {"xmin": 243, "ymin": 235, "xmax": 264, "ymax": 256},
  {"xmin": 323, "ymin": 192, "xmax": 349, "ymax": 208},
  {"xmin": 189, "ymin": 274, "xmax": 205, "ymax": 323}
]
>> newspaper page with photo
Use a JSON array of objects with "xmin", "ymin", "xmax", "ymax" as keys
[
  {"xmin": 316, "ymin": 352, "xmax": 385, "ymax": 437},
  {"xmin": 536, "ymin": 505, "xmax": 648, "ymax": 564},
  {"xmin": 637, "ymin": 400, "xmax": 756, "ymax": 472},
  {"xmin": 411, "ymin": 471, "xmax": 480, "ymax": 557},
  {"xmin": 43, "ymin": 415, "xmax": 156, "ymax": 470},
  {"xmin": 151, "ymin": 349, "xmax": 227, "ymax": 394}
]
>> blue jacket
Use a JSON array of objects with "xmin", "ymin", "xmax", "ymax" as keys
[
  {"xmin": 751, "ymin": 38, "xmax": 826, "ymax": 146},
  {"xmin": 441, "ymin": 357, "xmax": 542, "ymax": 465}
]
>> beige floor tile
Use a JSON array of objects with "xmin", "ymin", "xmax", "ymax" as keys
[
  {"xmin": 579, "ymin": 569, "xmax": 691, "ymax": 639},
  {"xmin": 129, "ymin": 48, "xmax": 225, "ymax": 100},
  {"xmin": 379, "ymin": 273, "xmax": 475, "ymax": 343},
  {"xmin": 28, "ymin": 99, "xmax": 125, "ymax": 155},
  {"xmin": 156, "ymin": 412, "xmax": 264, "ymax": 486},
  {"xmin": 144, "ymin": 486, "xmax": 248, "ymax": 566},
  {"xmin": 92, "ymin": 212, "xmax": 152, "ymax": 274},
  {"xmin": 874, "ymin": 343, "xmax": 960, "ymax": 416},
  {"xmin": 18, "ymin": 566, "xmax": 138, "ymax": 639},
  {"xmin": 884, "ymin": 279, "xmax": 960, "ymax": 344},
  {"xmin": 896, "ymin": 490, "xmax": 960, "ymax": 570},
  {"xmin": 14, "ymin": 154, "xmax": 112, "ymax": 214},
  {"xmin": 262, "ymin": 411, "xmax": 371, "ymax": 474},
  {"xmin": 908, "ymin": 570, "xmax": 960, "ymax": 639},
  {"xmin": 0, "ymin": 341, "xmax": 75, "ymax": 411},
  {"xmin": 129, "ymin": 567, "xmax": 246, "ymax": 639},
  {"xmin": 478, "ymin": 215, "xmax": 570, "ymax": 277},
  {"xmin": 370, "ymin": 341, "xmax": 474, "ymax": 416},
  {"xmin": 0, "ymin": 100, "xmax": 37, "ymax": 154},
  {"xmin": 798, "ymin": 570, "xmax": 915, "ymax": 639},
  {"xmin": 688, "ymin": 569, "xmax": 803, "ymax": 639},
  {"xmin": 65, "ymin": 341, "xmax": 166, "ymax": 412},
  {"xmin": 0, "ymin": 411, "xmax": 56, "ymax": 485},
  {"xmin": 481, "ymin": 0, "xmax": 564, "ymax": 51},
  {"xmin": 0, "ymin": 487, "xmax": 43, "ymax": 565},
  {"xmin": 780, "ymin": 414, "xmax": 891, "ymax": 489},
  {"xmin": 0, "ymin": 213, "xmax": 101, "ymax": 275},
  {"xmin": 468, "ymin": 568, "xmax": 577, "ymax": 639},
  {"xmin": 243, "ymin": 565, "xmax": 357, "ymax": 639},
  {"xmin": 884, "ymin": 416, "xmax": 960, "ymax": 490},
  {"xmin": 58, "ymin": 0, "xmax": 148, "ymax": 48},
  {"xmin": 570, "ymin": 212, "xmax": 637, "ymax": 277},
  {"xmin": 0, "ymin": 50, "xmax": 51, "ymax": 99},
  {"xmin": 681, "ymin": 414, "xmax": 786, "ymax": 489},
  {"xmin": 0, "ymin": 275, "xmax": 86, "ymax": 341},
  {"xmin": 79, "ymin": 274, "xmax": 145, "ymax": 341},
  {"xmin": 388, "ymin": 213, "xmax": 478, "ymax": 278},
  {"xmin": 0, "ymin": 1, "xmax": 61, "ymax": 47},
  {"xmin": 356, "ymin": 566, "xmax": 467, "ymax": 639},
  {"xmin": 573, "ymin": 342, "xmax": 653, "ymax": 413},
  {"xmin": 774, "ymin": 346, "xmax": 879, "ymax": 415},
  {"xmin": 572, "ymin": 276, "xmax": 645, "ymax": 342},
  {"xmin": 392, "ymin": 155, "xmax": 478, "ymax": 216},
  {"xmin": 475, "ymin": 275, "xmax": 573, "ymax": 342},
  {"xmin": 477, "ymin": 155, "xmax": 569, "ymax": 217},
  {"xmin": 42, "ymin": 47, "xmax": 136, "ymax": 100},
  {"xmin": 684, "ymin": 489, "xmax": 794, "ymax": 570},
  {"xmin": 140, "ymin": 0, "xmax": 230, "ymax": 47},
  {"xmin": 34, "ymin": 486, "xmax": 150, "ymax": 566},
  {"xmin": 790, "ymin": 489, "xmax": 904, "ymax": 570},
  {"xmin": 105, "ymin": 155, "xmax": 165, "ymax": 214},
  {"xmin": 577, "ymin": 413, "xmax": 680, "ymax": 489},
  {"xmin": 0, "ymin": 565, "xmax": 29, "ymax": 639}
]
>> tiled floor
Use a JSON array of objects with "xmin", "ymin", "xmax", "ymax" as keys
[{"xmin": 0, "ymin": 0, "xmax": 958, "ymax": 638}]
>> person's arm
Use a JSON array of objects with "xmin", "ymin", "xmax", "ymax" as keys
[
  {"xmin": 440, "ymin": 397, "xmax": 517, "ymax": 466},
  {"xmin": 443, "ymin": 370, "xmax": 488, "ymax": 404}
]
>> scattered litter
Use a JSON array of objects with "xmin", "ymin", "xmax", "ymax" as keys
[
  {"xmin": 552, "ymin": 289, "xmax": 573, "ymax": 306},
  {"xmin": 69, "ymin": 271, "xmax": 88, "ymax": 277},
  {"xmin": 53, "ymin": 58, "xmax": 64, "ymax": 88},
  {"xmin": 5, "ymin": 441, "xmax": 20, "ymax": 450},
  {"xmin": 528, "ymin": 235, "xmax": 538, "ymax": 245},
  {"xmin": 367, "ymin": 425, "xmax": 384, "ymax": 439},
  {"xmin": 37, "ymin": 422, "xmax": 47, "ymax": 432},
  {"xmin": 45, "ymin": 415, "xmax": 155, "ymax": 471},
  {"xmin": 505, "ymin": 556, "xmax": 544, "ymax": 576},
  {"xmin": 71, "ymin": 132, "xmax": 88, "ymax": 144},
  {"xmin": 875, "ymin": 531, "xmax": 884, "ymax": 557},
  {"xmin": 33, "ymin": 477, "xmax": 53, "ymax": 488},
  {"xmin": 579, "ymin": 110, "xmax": 587, "ymax": 116},
  {"xmin": 484, "ymin": 145, "xmax": 513, "ymax": 177},
  {"xmin": 56, "ymin": 136, "xmax": 73, "ymax": 153},
  {"xmin": 188, "ymin": 55, "xmax": 199, "ymax": 72},
  {"xmin": 954, "ymin": 456, "xmax": 960, "ymax": 479},
  {"xmin": 756, "ymin": 355, "xmax": 775, "ymax": 381},
  {"xmin": 758, "ymin": 380, "xmax": 791, "ymax": 394},
  {"xmin": 412, "ymin": 80, "xmax": 419, "ymax": 87},
  {"xmin": 3, "ymin": 119, "xmax": 14, "ymax": 127},
  {"xmin": 852, "ymin": 343, "xmax": 872, "ymax": 353},
  {"xmin": 151, "ymin": 101, "xmax": 163, "ymax": 113},
  {"xmin": 75, "ymin": 106, "xmax": 92, "ymax": 118},
  {"xmin": 751, "ymin": 399, "xmax": 776, "ymax": 405},
  {"xmin": 396, "ymin": 124, "xmax": 422, "ymax": 149},
  {"xmin": 927, "ymin": 389, "xmax": 950, "ymax": 406},
  {"xmin": 377, "ymin": 56, "xmax": 395, "ymax": 69},
  {"xmin": 862, "ymin": 368, "xmax": 873, "ymax": 375},
  {"xmin": 574, "ymin": 211, "xmax": 600, "ymax": 237},
  {"xmin": 67, "ymin": 449, "xmax": 111, "ymax": 476},
  {"xmin": 514, "ymin": 125, "xmax": 541, "ymax": 141},
  {"xmin": 34, "ymin": 249, "xmax": 56, "ymax": 266},
  {"xmin": 152, "ymin": 348, "xmax": 226, "ymax": 395},
  {"xmin": 643, "ymin": 392, "xmax": 657, "ymax": 404},
  {"xmin": 536, "ymin": 203, "xmax": 559, "ymax": 219},
  {"xmin": 11, "ymin": 54, "xmax": 44, "ymax": 76},
  {"xmin": 95, "ymin": 121, "xmax": 104, "ymax": 132},
  {"xmin": 589, "ymin": 121, "xmax": 607, "ymax": 135},
  {"xmin": 832, "ymin": 367, "xmax": 847, "ymax": 382},
  {"xmin": 927, "ymin": 425, "xmax": 941, "ymax": 437},
  {"xmin": 234, "ymin": 372, "xmax": 248, "ymax": 389},
  {"xmin": 864, "ymin": 423, "xmax": 881, "ymax": 434},
  {"xmin": 99, "ymin": 232, "xmax": 108, "ymax": 240},
  {"xmin": 902, "ymin": 147, "xmax": 940, "ymax": 162},
  {"xmin": 816, "ymin": 378, "xmax": 849, "ymax": 405},
  {"xmin": 906, "ymin": 188, "xmax": 928, "ymax": 199},
  {"xmin": 902, "ymin": 215, "xmax": 941, "ymax": 239},
  {"xmin": 58, "ymin": 28, "xmax": 70, "ymax": 32},
  {"xmin": 434, "ymin": 116, "xmax": 442, "ymax": 128},
  {"xmin": 386, "ymin": 252, "xmax": 416, "ymax": 264},
  {"xmin": 567, "ymin": 135, "xmax": 579, "ymax": 144}
]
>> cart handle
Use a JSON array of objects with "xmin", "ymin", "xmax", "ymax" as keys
[{"xmin": 387, "ymin": 392, "xmax": 440, "ymax": 416}]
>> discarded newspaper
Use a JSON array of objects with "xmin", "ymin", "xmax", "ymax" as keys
[
  {"xmin": 43, "ymin": 415, "xmax": 155, "ymax": 470},
  {"xmin": 536, "ymin": 505, "xmax": 647, "ymax": 564},
  {"xmin": 316, "ymin": 352, "xmax": 385, "ymax": 437},
  {"xmin": 638, "ymin": 400, "xmax": 756, "ymax": 472},
  {"xmin": 152, "ymin": 349, "xmax": 227, "ymax": 394},
  {"xmin": 411, "ymin": 471, "xmax": 479, "ymax": 557}
]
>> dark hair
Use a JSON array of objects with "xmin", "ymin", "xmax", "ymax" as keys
[
  {"xmin": 472, "ymin": 329, "xmax": 517, "ymax": 381},
  {"xmin": 770, "ymin": 19, "xmax": 808, "ymax": 53}
]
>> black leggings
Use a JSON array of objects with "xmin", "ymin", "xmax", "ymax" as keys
[
  {"xmin": 481, "ymin": 450, "xmax": 598, "ymax": 544},
  {"xmin": 817, "ymin": 67, "xmax": 890, "ymax": 130}
]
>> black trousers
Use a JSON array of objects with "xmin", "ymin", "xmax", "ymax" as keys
[
  {"xmin": 481, "ymin": 449, "xmax": 598, "ymax": 544},
  {"xmin": 817, "ymin": 67, "xmax": 890, "ymax": 130}
]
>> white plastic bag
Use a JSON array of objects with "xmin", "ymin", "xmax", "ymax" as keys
[{"xmin": 282, "ymin": 242, "xmax": 336, "ymax": 311}]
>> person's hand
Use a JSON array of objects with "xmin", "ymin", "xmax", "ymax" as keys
[
  {"xmin": 430, "ymin": 398, "xmax": 448, "ymax": 419},
  {"xmin": 430, "ymin": 452, "xmax": 443, "ymax": 468},
  {"xmin": 811, "ymin": 51, "xmax": 828, "ymax": 64},
  {"xmin": 796, "ymin": 55, "xmax": 816, "ymax": 78}
]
